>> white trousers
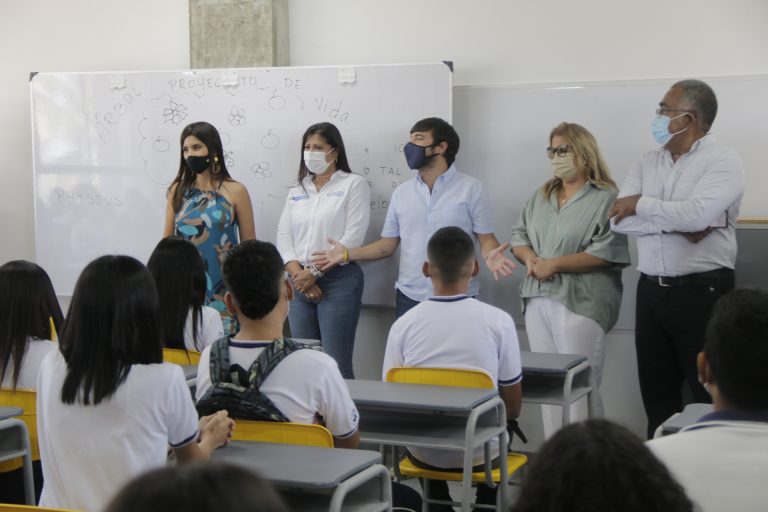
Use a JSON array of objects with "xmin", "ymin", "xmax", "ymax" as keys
[{"xmin": 525, "ymin": 296, "xmax": 606, "ymax": 438}]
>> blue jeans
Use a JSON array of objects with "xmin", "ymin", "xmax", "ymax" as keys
[
  {"xmin": 395, "ymin": 288, "xmax": 421, "ymax": 319},
  {"xmin": 289, "ymin": 262, "xmax": 364, "ymax": 379}
]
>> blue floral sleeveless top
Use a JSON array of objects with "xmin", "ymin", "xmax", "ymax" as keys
[{"xmin": 175, "ymin": 188, "xmax": 239, "ymax": 335}]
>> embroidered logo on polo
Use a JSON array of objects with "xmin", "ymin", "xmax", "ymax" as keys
[
  {"xmin": 327, "ymin": 191, "xmax": 345, "ymax": 197},
  {"xmin": 290, "ymin": 195, "xmax": 309, "ymax": 201}
]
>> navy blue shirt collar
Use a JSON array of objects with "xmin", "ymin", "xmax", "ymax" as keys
[
  {"xmin": 428, "ymin": 294, "xmax": 470, "ymax": 303},
  {"xmin": 684, "ymin": 408, "xmax": 768, "ymax": 432},
  {"xmin": 696, "ymin": 409, "xmax": 768, "ymax": 424}
]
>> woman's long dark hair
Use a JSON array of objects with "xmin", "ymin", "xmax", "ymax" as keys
[
  {"xmin": 147, "ymin": 237, "xmax": 207, "ymax": 351},
  {"xmin": 296, "ymin": 122, "xmax": 352, "ymax": 191},
  {"xmin": 168, "ymin": 121, "xmax": 233, "ymax": 214},
  {"xmin": 60, "ymin": 255, "xmax": 163, "ymax": 405},
  {"xmin": 0, "ymin": 261, "xmax": 63, "ymax": 390}
]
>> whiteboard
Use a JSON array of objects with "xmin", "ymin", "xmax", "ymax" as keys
[
  {"xmin": 454, "ymin": 76, "xmax": 768, "ymax": 330},
  {"xmin": 31, "ymin": 63, "xmax": 453, "ymax": 301}
]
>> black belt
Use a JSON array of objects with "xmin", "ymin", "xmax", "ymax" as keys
[{"xmin": 641, "ymin": 268, "xmax": 734, "ymax": 287}]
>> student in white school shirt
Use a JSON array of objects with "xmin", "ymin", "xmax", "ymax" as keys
[
  {"xmin": 36, "ymin": 255, "xmax": 233, "ymax": 512},
  {"xmin": 0, "ymin": 260, "xmax": 64, "ymax": 504},
  {"xmin": 382, "ymin": 226, "xmax": 523, "ymax": 510},
  {"xmin": 195, "ymin": 240, "xmax": 360, "ymax": 448},
  {"xmin": 647, "ymin": 289, "xmax": 768, "ymax": 512},
  {"xmin": 148, "ymin": 236, "xmax": 224, "ymax": 352}
]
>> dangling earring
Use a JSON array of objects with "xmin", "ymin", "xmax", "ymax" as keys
[{"xmin": 213, "ymin": 156, "xmax": 221, "ymax": 175}]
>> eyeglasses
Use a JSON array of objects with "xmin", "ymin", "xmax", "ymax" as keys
[
  {"xmin": 546, "ymin": 144, "xmax": 572, "ymax": 159},
  {"xmin": 656, "ymin": 108, "xmax": 695, "ymax": 116}
]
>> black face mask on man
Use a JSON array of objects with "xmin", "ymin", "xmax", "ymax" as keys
[
  {"xmin": 403, "ymin": 142, "xmax": 439, "ymax": 170},
  {"xmin": 185, "ymin": 155, "xmax": 211, "ymax": 174}
]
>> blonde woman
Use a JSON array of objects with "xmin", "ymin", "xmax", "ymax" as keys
[{"xmin": 510, "ymin": 122, "xmax": 630, "ymax": 435}]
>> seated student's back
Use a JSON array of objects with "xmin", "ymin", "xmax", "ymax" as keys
[
  {"xmin": 37, "ymin": 255, "xmax": 232, "ymax": 512},
  {"xmin": 0, "ymin": 260, "xmax": 63, "ymax": 504},
  {"xmin": 647, "ymin": 289, "xmax": 768, "ymax": 512},
  {"xmin": 195, "ymin": 240, "xmax": 359, "ymax": 446},
  {"xmin": 148, "ymin": 236, "xmax": 224, "ymax": 352},
  {"xmin": 382, "ymin": 227, "xmax": 523, "ymax": 468},
  {"xmin": 0, "ymin": 260, "xmax": 62, "ymax": 390}
]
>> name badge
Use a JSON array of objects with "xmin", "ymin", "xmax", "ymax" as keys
[
  {"xmin": 327, "ymin": 191, "xmax": 344, "ymax": 197},
  {"xmin": 290, "ymin": 195, "xmax": 309, "ymax": 201}
]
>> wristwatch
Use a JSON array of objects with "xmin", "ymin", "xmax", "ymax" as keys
[{"xmin": 306, "ymin": 264, "xmax": 324, "ymax": 279}]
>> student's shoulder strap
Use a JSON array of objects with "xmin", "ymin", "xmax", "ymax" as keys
[
  {"xmin": 208, "ymin": 336, "xmax": 233, "ymax": 385},
  {"xmin": 247, "ymin": 337, "xmax": 308, "ymax": 388}
]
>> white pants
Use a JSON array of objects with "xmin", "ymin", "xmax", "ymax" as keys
[{"xmin": 525, "ymin": 296, "xmax": 606, "ymax": 439}]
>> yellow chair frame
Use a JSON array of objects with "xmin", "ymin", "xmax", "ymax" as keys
[
  {"xmin": 162, "ymin": 348, "xmax": 201, "ymax": 365},
  {"xmin": 232, "ymin": 420, "xmax": 334, "ymax": 448},
  {"xmin": 386, "ymin": 367, "xmax": 495, "ymax": 389},
  {"xmin": 385, "ymin": 366, "xmax": 527, "ymax": 511},
  {"xmin": 0, "ymin": 389, "xmax": 38, "ymax": 472}
]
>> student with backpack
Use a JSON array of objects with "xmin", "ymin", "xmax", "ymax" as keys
[
  {"xmin": 194, "ymin": 240, "xmax": 423, "ymax": 511},
  {"xmin": 36, "ymin": 255, "xmax": 234, "ymax": 512},
  {"xmin": 195, "ymin": 240, "xmax": 360, "ymax": 448}
]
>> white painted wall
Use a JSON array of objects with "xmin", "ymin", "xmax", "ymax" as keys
[
  {"xmin": 291, "ymin": 0, "xmax": 768, "ymax": 440},
  {"xmin": 0, "ymin": 0, "xmax": 190, "ymax": 264},
  {"xmin": 289, "ymin": 0, "xmax": 768, "ymax": 86}
]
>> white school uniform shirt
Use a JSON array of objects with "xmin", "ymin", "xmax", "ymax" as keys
[
  {"xmin": 196, "ymin": 339, "xmax": 358, "ymax": 438},
  {"xmin": 382, "ymin": 165, "xmax": 495, "ymax": 302},
  {"xmin": 611, "ymin": 135, "xmax": 744, "ymax": 276},
  {"xmin": 182, "ymin": 305, "xmax": 224, "ymax": 351},
  {"xmin": 0, "ymin": 337, "xmax": 56, "ymax": 389},
  {"xmin": 37, "ymin": 351, "xmax": 199, "ymax": 512},
  {"xmin": 276, "ymin": 171, "xmax": 370, "ymax": 266},
  {"xmin": 647, "ymin": 410, "xmax": 768, "ymax": 512},
  {"xmin": 382, "ymin": 295, "xmax": 523, "ymax": 467}
]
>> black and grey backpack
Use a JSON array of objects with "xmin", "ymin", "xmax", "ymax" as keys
[{"xmin": 195, "ymin": 336, "xmax": 308, "ymax": 421}]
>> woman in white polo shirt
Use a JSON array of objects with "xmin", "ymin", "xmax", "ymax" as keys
[
  {"xmin": 36, "ymin": 255, "xmax": 233, "ymax": 512},
  {"xmin": 276, "ymin": 123, "xmax": 370, "ymax": 379}
]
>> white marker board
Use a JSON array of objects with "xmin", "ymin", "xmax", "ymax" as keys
[
  {"xmin": 454, "ymin": 76, "xmax": 768, "ymax": 329},
  {"xmin": 31, "ymin": 63, "xmax": 453, "ymax": 302}
]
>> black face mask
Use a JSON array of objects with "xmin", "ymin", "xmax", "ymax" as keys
[
  {"xmin": 185, "ymin": 155, "xmax": 211, "ymax": 174},
  {"xmin": 403, "ymin": 142, "xmax": 438, "ymax": 170}
]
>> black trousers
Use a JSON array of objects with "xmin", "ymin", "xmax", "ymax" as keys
[{"xmin": 635, "ymin": 273, "xmax": 733, "ymax": 439}]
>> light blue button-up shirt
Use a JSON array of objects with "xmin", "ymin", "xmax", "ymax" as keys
[{"xmin": 381, "ymin": 165, "xmax": 495, "ymax": 301}]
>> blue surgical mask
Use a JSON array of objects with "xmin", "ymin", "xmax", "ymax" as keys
[
  {"xmin": 404, "ymin": 142, "xmax": 437, "ymax": 170},
  {"xmin": 651, "ymin": 113, "xmax": 690, "ymax": 145}
]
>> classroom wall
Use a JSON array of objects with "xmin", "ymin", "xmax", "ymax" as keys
[
  {"xmin": 288, "ymin": 0, "xmax": 768, "ymax": 86},
  {"xmin": 0, "ymin": 0, "xmax": 190, "ymax": 265},
  {"xmin": 4, "ymin": 0, "xmax": 767, "ymax": 442}
]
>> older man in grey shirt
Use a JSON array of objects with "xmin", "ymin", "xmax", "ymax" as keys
[{"xmin": 610, "ymin": 79, "xmax": 744, "ymax": 438}]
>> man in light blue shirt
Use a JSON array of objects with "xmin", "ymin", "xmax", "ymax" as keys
[{"xmin": 314, "ymin": 118, "xmax": 514, "ymax": 317}]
